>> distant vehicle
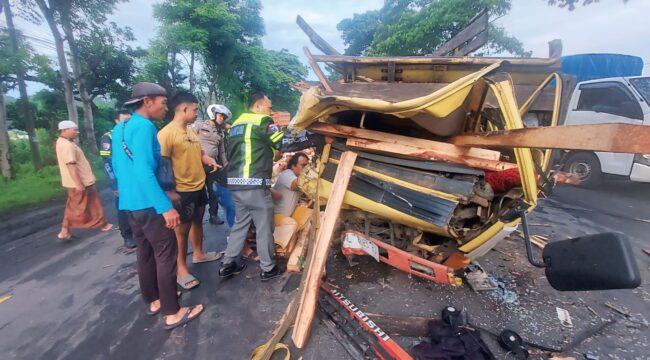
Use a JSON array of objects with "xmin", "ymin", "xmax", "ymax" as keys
[{"xmin": 558, "ymin": 54, "xmax": 650, "ymax": 186}]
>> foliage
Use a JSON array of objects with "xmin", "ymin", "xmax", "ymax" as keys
[
  {"xmin": 547, "ymin": 0, "xmax": 627, "ymax": 11},
  {"xmin": 9, "ymin": 128, "xmax": 56, "ymax": 165},
  {"xmin": 0, "ymin": 164, "xmax": 64, "ymax": 214},
  {"xmin": 337, "ymin": 0, "xmax": 529, "ymax": 57},
  {"xmin": 76, "ymin": 22, "xmax": 143, "ymax": 104}
]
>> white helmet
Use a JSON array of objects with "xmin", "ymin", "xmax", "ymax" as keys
[{"xmin": 207, "ymin": 104, "xmax": 232, "ymax": 121}]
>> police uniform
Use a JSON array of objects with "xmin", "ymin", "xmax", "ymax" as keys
[
  {"xmin": 222, "ymin": 113, "xmax": 284, "ymax": 272},
  {"xmin": 194, "ymin": 120, "xmax": 228, "ymax": 221},
  {"xmin": 100, "ymin": 130, "xmax": 134, "ymax": 247}
]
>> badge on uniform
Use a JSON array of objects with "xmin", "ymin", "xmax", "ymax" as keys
[
  {"xmin": 267, "ymin": 123, "xmax": 280, "ymax": 133},
  {"xmin": 102, "ymin": 142, "xmax": 111, "ymax": 151}
]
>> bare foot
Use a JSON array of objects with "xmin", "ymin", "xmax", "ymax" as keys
[
  {"xmin": 165, "ymin": 304, "xmax": 204, "ymax": 326},
  {"xmin": 101, "ymin": 223, "xmax": 116, "ymax": 232},
  {"xmin": 57, "ymin": 229, "xmax": 71, "ymax": 240}
]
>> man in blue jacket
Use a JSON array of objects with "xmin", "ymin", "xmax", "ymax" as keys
[{"xmin": 112, "ymin": 82, "xmax": 203, "ymax": 330}]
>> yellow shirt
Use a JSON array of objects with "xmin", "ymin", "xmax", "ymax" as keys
[
  {"xmin": 55, "ymin": 137, "xmax": 96, "ymax": 188},
  {"xmin": 157, "ymin": 122, "xmax": 206, "ymax": 192}
]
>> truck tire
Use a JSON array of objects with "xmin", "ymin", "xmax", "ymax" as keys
[{"xmin": 564, "ymin": 152, "xmax": 601, "ymax": 188}]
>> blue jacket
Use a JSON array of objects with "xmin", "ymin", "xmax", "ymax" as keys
[{"xmin": 111, "ymin": 113, "xmax": 172, "ymax": 214}]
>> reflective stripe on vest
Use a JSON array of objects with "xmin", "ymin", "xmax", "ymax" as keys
[{"xmin": 230, "ymin": 113, "xmax": 269, "ymax": 179}]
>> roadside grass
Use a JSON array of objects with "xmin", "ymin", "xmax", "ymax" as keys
[{"xmin": 0, "ymin": 152, "xmax": 107, "ymax": 216}]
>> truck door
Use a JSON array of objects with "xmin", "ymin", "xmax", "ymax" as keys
[{"xmin": 568, "ymin": 81, "xmax": 644, "ymax": 176}]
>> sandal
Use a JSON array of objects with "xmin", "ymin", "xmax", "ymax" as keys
[
  {"xmin": 177, "ymin": 274, "xmax": 200, "ymax": 290},
  {"xmin": 163, "ymin": 305, "xmax": 204, "ymax": 330},
  {"xmin": 101, "ymin": 224, "xmax": 119, "ymax": 232},
  {"xmin": 146, "ymin": 291, "xmax": 182, "ymax": 316},
  {"xmin": 192, "ymin": 251, "xmax": 224, "ymax": 264}
]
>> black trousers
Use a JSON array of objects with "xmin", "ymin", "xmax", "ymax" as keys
[
  {"xmin": 115, "ymin": 196, "xmax": 133, "ymax": 240},
  {"xmin": 127, "ymin": 208, "xmax": 180, "ymax": 316}
]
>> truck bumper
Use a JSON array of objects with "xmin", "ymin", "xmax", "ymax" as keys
[{"xmin": 630, "ymin": 163, "xmax": 650, "ymax": 182}]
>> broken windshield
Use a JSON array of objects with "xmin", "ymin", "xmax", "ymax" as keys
[{"xmin": 630, "ymin": 77, "xmax": 650, "ymax": 103}]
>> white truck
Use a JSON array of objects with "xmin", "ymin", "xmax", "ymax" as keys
[{"xmin": 561, "ymin": 76, "xmax": 650, "ymax": 186}]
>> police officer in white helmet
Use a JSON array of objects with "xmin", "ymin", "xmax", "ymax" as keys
[{"xmin": 194, "ymin": 104, "xmax": 235, "ymax": 227}]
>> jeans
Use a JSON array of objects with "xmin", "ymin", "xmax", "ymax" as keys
[{"xmin": 214, "ymin": 182, "xmax": 236, "ymax": 227}]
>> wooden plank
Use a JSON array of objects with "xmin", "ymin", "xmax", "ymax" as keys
[
  {"xmin": 309, "ymin": 122, "xmax": 501, "ymax": 161},
  {"xmin": 292, "ymin": 151, "xmax": 357, "ymax": 349},
  {"xmin": 454, "ymin": 30, "xmax": 488, "ymax": 56},
  {"xmin": 451, "ymin": 123, "xmax": 650, "ymax": 154},
  {"xmin": 346, "ymin": 138, "xmax": 516, "ymax": 172},
  {"xmin": 363, "ymin": 313, "xmax": 430, "ymax": 337},
  {"xmin": 296, "ymin": 15, "xmax": 340, "ymax": 55},
  {"xmin": 287, "ymin": 222, "xmax": 311, "ymax": 272},
  {"xmin": 433, "ymin": 11, "xmax": 488, "ymax": 56},
  {"xmin": 311, "ymin": 54, "xmax": 560, "ymax": 67},
  {"xmin": 303, "ymin": 46, "xmax": 333, "ymax": 93}
]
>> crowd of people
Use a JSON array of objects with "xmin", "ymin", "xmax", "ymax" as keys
[{"xmin": 54, "ymin": 82, "xmax": 323, "ymax": 330}]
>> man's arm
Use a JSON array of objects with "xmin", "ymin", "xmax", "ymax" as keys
[
  {"xmin": 66, "ymin": 163, "xmax": 85, "ymax": 192},
  {"xmin": 136, "ymin": 123, "xmax": 174, "ymax": 214}
]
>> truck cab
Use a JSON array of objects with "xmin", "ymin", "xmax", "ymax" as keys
[{"xmin": 562, "ymin": 76, "xmax": 650, "ymax": 186}]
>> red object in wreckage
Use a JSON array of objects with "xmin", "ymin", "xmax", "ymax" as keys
[{"xmin": 320, "ymin": 282, "xmax": 414, "ymax": 360}]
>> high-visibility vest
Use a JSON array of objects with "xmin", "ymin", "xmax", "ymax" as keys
[{"xmin": 226, "ymin": 113, "xmax": 284, "ymax": 190}]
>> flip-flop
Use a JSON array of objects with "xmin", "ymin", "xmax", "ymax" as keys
[
  {"xmin": 57, "ymin": 234, "xmax": 72, "ymax": 241},
  {"xmin": 177, "ymin": 274, "xmax": 200, "ymax": 290},
  {"xmin": 163, "ymin": 305, "xmax": 204, "ymax": 330},
  {"xmin": 191, "ymin": 251, "xmax": 224, "ymax": 264},
  {"xmin": 146, "ymin": 291, "xmax": 183, "ymax": 316}
]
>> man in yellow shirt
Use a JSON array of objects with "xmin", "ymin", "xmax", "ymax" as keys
[
  {"xmin": 158, "ymin": 92, "xmax": 220, "ymax": 290},
  {"xmin": 55, "ymin": 120, "xmax": 114, "ymax": 240}
]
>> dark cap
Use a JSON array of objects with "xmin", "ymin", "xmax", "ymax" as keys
[{"xmin": 123, "ymin": 82, "xmax": 167, "ymax": 106}]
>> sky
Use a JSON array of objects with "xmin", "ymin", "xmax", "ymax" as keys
[{"xmin": 3, "ymin": 0, "xmax": 649, "ymax": 97}]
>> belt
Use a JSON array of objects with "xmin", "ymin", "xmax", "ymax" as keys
[{"xmin": 227, "ymin": 177, "xmax": 272, "ymax": 186}]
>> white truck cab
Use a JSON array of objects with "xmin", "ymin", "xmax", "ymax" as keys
[{"xmin": 562, "ymin": 76, "xmax": 650, "ymax": 186}]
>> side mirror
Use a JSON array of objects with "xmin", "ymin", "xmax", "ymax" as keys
[{"xmin": 543, "ymin": 233, "xmax": 641, "ymax": 291}]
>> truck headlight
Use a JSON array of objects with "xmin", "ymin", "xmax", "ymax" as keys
[{"xmin": 633, "ymin": 154, "xmax": 650, "ymax": 166}]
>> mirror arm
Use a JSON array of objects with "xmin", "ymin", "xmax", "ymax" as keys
[{"xmin": 518, "ymin": 210, "xmax": 546, "ymax": 268}]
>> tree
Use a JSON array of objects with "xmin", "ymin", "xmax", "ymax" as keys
[
  {"xmin": 33, "ymin": 0, "xmax": 79, "ymax": 136},
  {"xmin": 547, "ymin": 0, "xmax": 628, "ymax": 11},
  {"xmin": 1, "ymin": 0, "xmax": 42, "ymax": 171},
  {"xmin": 337, "ymin": 0, "xmax": 530, "ymax": 57}
]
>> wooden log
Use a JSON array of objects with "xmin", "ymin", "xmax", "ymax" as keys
[
  {"xmin": 309, "ymin": 122, "xmax": 501, "ymax": 161},
  {"xmin": 287, "ymin": 222, "xmax": 311, "ymax": 272},
  {"xmin": 454, "ymin": 30, "xmax": 488, "ymax": 56},
  {"xmin": 451, "ymin": 123, "xmax": 650, "ymax": 154},
  {"xmin": 292, "ymin": 151, "xmax": 357, "ymax": 349},
  {"xmin": 311, "ymin": 54, "xmax": 559, "ymax": 67},
  {"xmin": 347, "ymin": 137, "xmax": 517, "ymax": 172},
  {"xmin": 296, "ymin": 15, "xmax": 340, "ymax": 55}
]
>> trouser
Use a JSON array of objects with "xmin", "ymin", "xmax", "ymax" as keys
[
  {"xmin": 206, "ymin": 175, "xmax": 220, "ymax": 218},
  {"xmin": 115, "ymin": 196, "xmax": 133, "ymax": 241},
  {"xmin": 214, "ymin": 182, "xmax": 236, "ymax": 227},
  {"xmin": 127, "ymin": 208, "xmax": 180, "ymax": 316},
  {"xmin": 223, "ymin": 188, "xmax": 276, "ymax": 272}
]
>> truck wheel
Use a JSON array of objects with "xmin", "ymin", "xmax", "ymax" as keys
[{"xmin": 564, "ymin": 152, "xmax": 601, "ymax": 188}]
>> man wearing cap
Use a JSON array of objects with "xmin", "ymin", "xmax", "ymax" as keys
[
  {"xmin": 112, "ymin": 82, "xmax": 204, "ymax": 330},
  {"xmin": 194, "ymin": 104, "xmax": 235, "ymax": 227},
  {"xmin": 55, "ymin": 120, "xmax": 115, "ymax": 240},
  {"xmin": 100, "ymin": 109, "xmax": 136, "ymax": 250}
]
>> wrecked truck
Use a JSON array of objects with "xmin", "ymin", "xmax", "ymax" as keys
[{"xmin": 287, "ymin": 53, "xmax": 640, "ymax": 290}]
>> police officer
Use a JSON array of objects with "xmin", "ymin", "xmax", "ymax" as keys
[
  {"xmin": 100, "ymin": 109, "xmax": 136, "ymax": 249},
  {"xmin": 219, "ymin": 93, "xmax": 285, "ymax": 281},
  {"xmin": 194, "ymin": 104, "xmax": 232, "ymax": 226}
]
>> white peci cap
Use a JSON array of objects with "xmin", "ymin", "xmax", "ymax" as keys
[{"xmin": 58, "ymin": 120, "xmax": 78, "ymax": 130}]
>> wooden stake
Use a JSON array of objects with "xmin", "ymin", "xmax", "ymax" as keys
[
  {"xmin": 303, "ymin": 46, "xmax": 333, "ymax": 93},
  {"xmin": 287, "ymin": 222, "xmax": 311, "ymax": 272},
  {"xmin": 451, "ymin": 123, "xmax": 650, "ymax": 154},
  {"xmin": 292, "ymin": 151, "xmax": 357, "ymax": 348}
]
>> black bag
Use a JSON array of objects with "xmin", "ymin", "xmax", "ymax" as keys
[{"xmin": 122, "ymin": 119, "xmax": 176, "ymax": 191}]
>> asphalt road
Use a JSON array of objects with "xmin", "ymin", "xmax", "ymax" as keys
[{"xmin": 0, "ymin": 180, "xmax": 648, "ymax": 359}]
